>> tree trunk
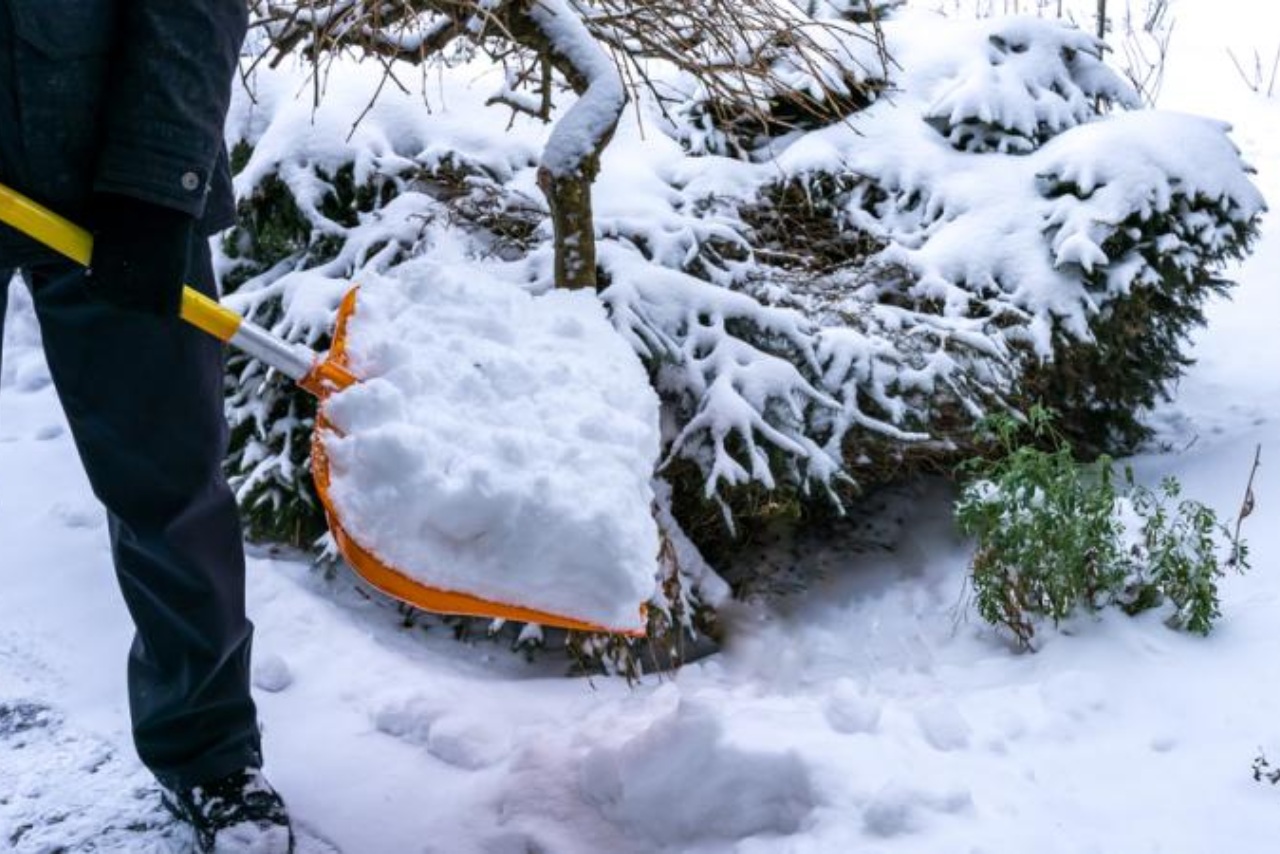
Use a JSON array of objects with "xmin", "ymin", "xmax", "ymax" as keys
[
  {"xmin": 514, "ymin": 0, "xmax": 626, "ymax": 291},
  {"xmin": 538, "ymin": 164, "xmax": 599, "ymax": 289}
]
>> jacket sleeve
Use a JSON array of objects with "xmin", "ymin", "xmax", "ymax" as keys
[{"xmin": 93, "ymin": 0, "xmax": 248, "ymax": 218}]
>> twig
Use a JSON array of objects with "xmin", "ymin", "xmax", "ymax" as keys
[
  {"xmin": 1228, "ymin": 443, "xmax": 1261, "ymax": 569},
  {"xmin": 1227, "ymin": 44, "xmax": 1280, "ymax": 97}
]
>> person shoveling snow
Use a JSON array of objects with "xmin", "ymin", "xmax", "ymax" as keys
[
  {"xmin": 0, "ymin": 0, "xmax": 294, "ymax": 851},
  {"xmin": 0, "ymin": 2, "xmax": 662, "ymax": 849}
]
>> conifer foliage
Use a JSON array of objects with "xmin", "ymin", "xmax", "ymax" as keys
[{"xmin": 222, "ymin": 2, "xmax": 1263, "ymax": 648}]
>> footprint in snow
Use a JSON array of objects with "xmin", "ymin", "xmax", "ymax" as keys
[
  {"xmin": 425, "ymin": 714, "xmax": 511, "ymax": 770},
  {"xmin": 1039, "ymin": 670, "xmax": 1107, "ymax": 722},
  {"xmin": 49, "ymin": 501, "xmax": 104, "ymax": 530},
  {"xmin": 374, "ymin": 697, "xmax": 510, "ymax": 769},
  {"xmin": 33, "ymin": 424, "xmax": 63, "ymax": 441},
  {"xmin": 579, "ymin": 702, "xmax": 815, "ymax": 846},
  {"xmin": 372, "ymin": 694, "xmax": 441, "ymax": 746},
  {"xmin": 12, "ymin": 362, "xmax": 51, "ymax": 394},
  {"xmin": 863, "ymin": 783, "xmax": 973, "ymax": 838}
]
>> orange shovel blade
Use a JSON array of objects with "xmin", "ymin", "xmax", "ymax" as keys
[{"xmin": 309, "ymin": 288, "xmax": 648, "ymax": 638}]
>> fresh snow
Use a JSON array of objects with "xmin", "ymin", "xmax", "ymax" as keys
[
  {"xmin": 527, "ymin": 0, "xmax": 627, "ymax": 178},
  {"xmin": 320, "ymin": 256, "xmax": 660, "ymax": 632},
  {"xmin": 3, "ymin": 1, "xmax": 1280, "ymax": 852}
]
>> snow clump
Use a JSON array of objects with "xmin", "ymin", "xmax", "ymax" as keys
[
  {"xmin": 319, "ymin": 257, "xmax": 663, "ymax": 633},
  {"xmin": 579, "ymin": 701, "xmax": 815, "ymax": 845}
]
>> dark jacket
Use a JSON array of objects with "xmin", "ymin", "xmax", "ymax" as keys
[{"xmin": 0, "ymin": 0, "xmax": 247, "ymax": 266}]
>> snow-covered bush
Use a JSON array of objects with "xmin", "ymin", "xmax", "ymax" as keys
[
  {"xmin": 921, "ymin": 0, "xmax": 1176, "ymax": 106},
  {"xmin": 643, "ymin": 10, "xmax": 1262, "ymax": 470},
  {"xmin": 222, "ymin": 4, "xmax": 1262, "ymax": 653},
  {"xmin": 955, "ymin": 410, "xmax": 1248, "ymax": 649},
  {"xmin": 802, "ymin": 0, "xmax": 903, "ymax": 21}
]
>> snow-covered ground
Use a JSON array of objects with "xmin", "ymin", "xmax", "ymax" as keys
[{"xmin": 2, "ymin": 1, "xmax": 1278, "ymax": 851}]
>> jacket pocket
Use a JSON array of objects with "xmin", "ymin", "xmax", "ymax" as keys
[{"xmin": 9, "ymin": 0, "xmax": 115, "ymax": 58}]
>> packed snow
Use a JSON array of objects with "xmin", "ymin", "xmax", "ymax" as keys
[
  {"xmin": 319, "ymin": 255, "xmax": 661, "ymax": 632},
  {"xmin": 2, "ymin": 1, "xmax": 1280, "ymax": 852}
]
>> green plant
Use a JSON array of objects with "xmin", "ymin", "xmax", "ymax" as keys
[
  {"xmin": 1128, "ymin": 476, "xmax": 1244, "ymax": 635},
  {"xmin": 955, "ymin": 408, "xmax": 1247, "ymax": 649}
]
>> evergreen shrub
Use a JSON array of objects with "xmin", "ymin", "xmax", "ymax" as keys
[{"xmin": 221, "ymin": 6, "xmax": 1264, "ymax": 665}]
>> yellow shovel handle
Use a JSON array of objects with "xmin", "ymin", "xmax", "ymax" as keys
[
  {"xmin": 180, "ymin": 287, "xmax": 243, "ymax": 342},
  {"xmin": 0, "ymin": 182, "xmax": 243, "ymax": 344}
]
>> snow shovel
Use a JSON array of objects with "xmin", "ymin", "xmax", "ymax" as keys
[{"xmin": 0, "ymin": 182, "xmax": 645, "ymax": 637}]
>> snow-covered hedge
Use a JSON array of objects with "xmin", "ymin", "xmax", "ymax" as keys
[{"xmin": 220, "ymin": 7, "xmax": 1262, "ymax": 645}]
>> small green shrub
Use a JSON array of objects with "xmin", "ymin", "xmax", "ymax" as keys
[{"xmin": 955, "ymin": 408, "xmax": 1247, "ymax": 649}]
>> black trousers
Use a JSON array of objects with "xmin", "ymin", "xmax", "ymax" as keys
[{"xmin": 0, "ymin": 235, "xmax": 260, "ymax": 789}]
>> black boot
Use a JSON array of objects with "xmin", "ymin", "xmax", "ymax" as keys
[{"xmin": 161, "ymin": 767, "xmax": 294, "ymax": 853}]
